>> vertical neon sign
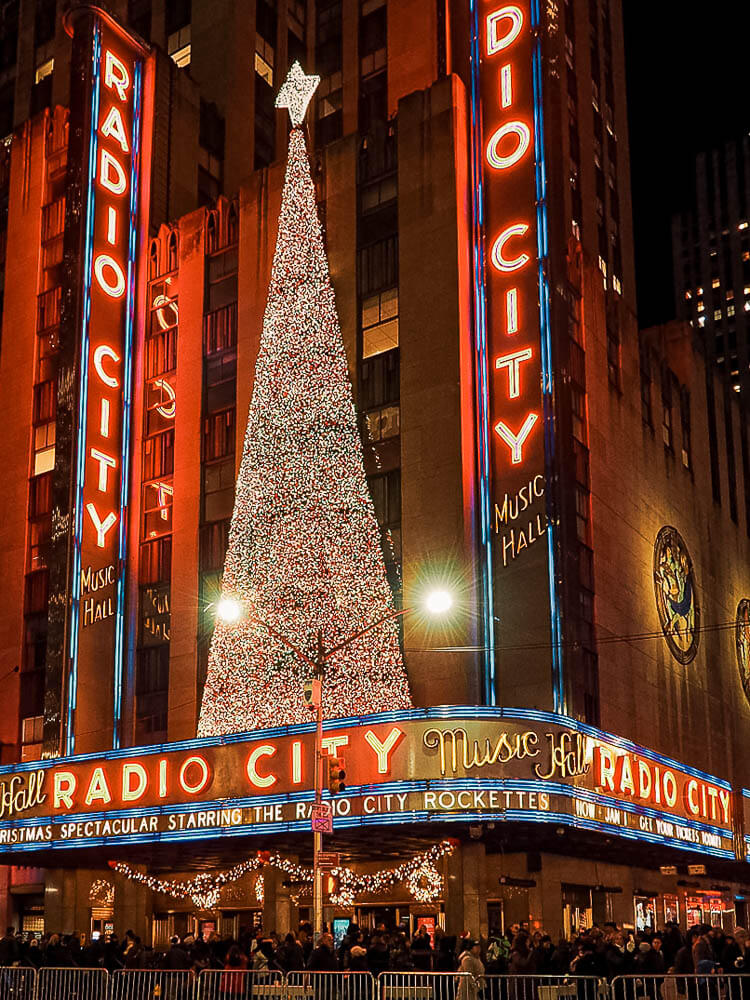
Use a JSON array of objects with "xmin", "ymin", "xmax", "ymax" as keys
[
  {"xmin": 67, "ymin": 17, "xmax": 144, "ymax": 754},
  {"xmin": 469, "ymin": 0, "xmax": 562, "ymax": 708}
]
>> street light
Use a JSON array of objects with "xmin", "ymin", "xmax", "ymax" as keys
[{"xmin": 213, "ymin": 588, "xmax": 454, "ymax": 938}]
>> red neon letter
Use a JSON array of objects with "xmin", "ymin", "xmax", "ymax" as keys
[
  {"xmin": 486, "ymin": 6, "xmax": 523, "ymax": 55},
  {"xmin": 506, "ymin": 288, "xmax": 519, "ymax": 334},
  {"xmin": 100, "ymin": 105, "xmax": 130, "ymax": 153},
  {"xmin": 99, "ymin": 149, "xmax": 127, "ymax": 195},
  {"xmin": 85, "ymin": 503, "xmax": 117, "ymax": 547},
  {"xmin": 53, "ymin": 771, "xmax": 77, "ymax": 809},
  {"xmin": 491, "ymin": 224, "xmax": 530, "ymax": 272},
  {"xmin": 122, "ymin": 762, "xmax": 148, "ymax": 802},
  {"xmin": 500, "ymin": 64, "xmax": 513, "ymax": 108},
  {"xmin": 179, "ymin": 756, "xmax": 210, "ymax": 795},
  {"xmin": 246, "ymin": 745, "xmax": 278, "ymax": 788},
  {"xmin": 486, "ymin": 121, "xmax": 531, "ymax": 170},
  {"xmin": 93, "ymin": 345, "xmax": 121, "ymax": 387},
  {"xmin": 104, "ymin": 50, "xmax": 130, "ymax": 101},
  {"xmin": 90, "ymin": 448, "xmax": 117, "ymax": 492},
  {"xmin": 85, "ymin": 766, "xmax": 112, "ymax": 806},
  {"xmin": 94, "ymin": 255, "xmax": 126, "ymax": 298},
  {"xmin": 364, "ymin": 727, "xmax": 404, "ymax": 774},
  {"xmin": 494, "ymin": 412, "xmax": 538, "ymax": 464},
  {"xmin": 495, "ymin": 348, "xmax": 533, "ymax": 399}
]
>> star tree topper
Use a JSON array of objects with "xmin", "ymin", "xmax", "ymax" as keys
[{"xmin": 275, "ymin": 61, "xmax": 320, "ymax": 126}]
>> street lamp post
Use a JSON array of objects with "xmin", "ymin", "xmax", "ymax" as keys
[{"xmin": 215, "ymin": 593, "xmax": 454, "ymax": 939}]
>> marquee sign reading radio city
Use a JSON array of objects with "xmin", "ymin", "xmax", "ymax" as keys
[
  {"xmin": 0, "ymin": 709, "xmax": 737, "ymax": 861},
  {"xmin": 66, "ymin": 12, "xmax": 146, "ymax": 752},
  {"xmin": 469, "ymin": 0, "xmax": 560, "ymax": 701}
]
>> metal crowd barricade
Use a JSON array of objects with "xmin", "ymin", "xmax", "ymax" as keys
[
  {"xmin": 35, "ymin": 966, "xmax": 109, "ymax": 1000},
  {"xmin": 110, "ymin": 968, "xmax": 201, "ymax": 1000},
  {"xmin": 610, "ymin": 975, "xmax": 750, "ymax": 1000},
  {"xmin": 378, "ymin": 971, "xmax": 471, "ymax": 1000},
  {"xmin": 483, "ymin": 975, "xmax": 604, "ymax": 1000},
  {"xmin": 0, "ymin": 965, "xmax": 36, "ymax": 999},
  {"xmin": 198, "ymin": 968, "xmax": 286, "ymax": 1000},
  {"xmin": 286, "ymin": 970, "xmax": 376, "ymax": 1000}
]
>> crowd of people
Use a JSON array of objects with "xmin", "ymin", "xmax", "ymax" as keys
[{"xmin": 0, "ymin": 919, "xmax": 748, "ymax": 982}]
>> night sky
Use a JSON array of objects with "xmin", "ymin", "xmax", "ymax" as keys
[{"xmin": 623, "ymin": 5, "xmax": 750, "ymax": 328}]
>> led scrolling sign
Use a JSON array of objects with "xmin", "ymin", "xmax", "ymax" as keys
[{"xmin": 68, "ymin": 21, "xmax": 143, "ymax": 753}]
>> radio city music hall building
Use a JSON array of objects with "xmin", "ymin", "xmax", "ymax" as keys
[{"xmin": 0, "ymin": 0, "xmax": 750, "ymax": 944}]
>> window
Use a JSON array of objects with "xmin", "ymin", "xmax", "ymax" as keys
[
  {"xmin": 362, "ymin": 404, "xmax": 400, "ymax": 444},
  {"xmin": 200, "ymin": 519, "xmax": 230, "ymax": 572},
  {"xmin": 360, "ymin": 348, "xmax": 399, "ymax": 410},
  {"xmin": 606, "ymin": 319, "xmax": 620, "ymax": 390},
  {"xmin": 639, "ymin": 344, "xmax": 652, "ymax": 427},
  {"xmin": 362, "ymin": 288, "xmax": 398, "ymax": 358},
  {"xmin": 203, "ymin": 458, "xmax": 235, "ymax": 522},
  {"xmin": 254, "ymin": 34, "xmax": 274, "ymax": 85},
  {"xmin": 575, "ymin": 484, "xmax": 590, "ymax": 543},
  {"xmin": 680, "ymin": 388, "xmax": 691, "ymax": 470},
  {"xmin": 661, "ymin": 368, "xmax": 673, "ymax": 450},
  {"xmin": 206, "ymin": 247, "xmax": 238, "ymax": 311},
  {"xmin": 143, "ymin": 430, "xmax": 174, "ymax": 481},
  {"xmin": 203, "ymin": 409, "xmax": 235, "ymax": 462},
  {"xmin": 135, "ymin": 646, "xmax": 169, "ymax": 739},
  {"xmin": 168, "ymin": 24, "xmax": 191, "ymax": 67},
  {"xmin": 140, "ymin": 536, "xmax": 172, "ymax": 585},
  {"xmin": 204, "ymin": 302, "xmax": 237, "ymax": 355},
  {"xmin": 146, "ymin": 329, "xmax": 177, "ymax": 378},
  {"xmin": 359, "ymin": 237, "xmax": 398, "ymax": 297},
  {"xmin": 368, "ymin": 468, "xmax": 401, "ymax": 590},
  {"xmin": 33, "ymin": 421, "xmax": 55, "ymax": 476},
  {"xmin": 143, "ymin": 479, "xmax": 173, "ymax": 538},
  {"xmin": 571, "ymin": 386, "xmax": 587, "ymax": 444}
]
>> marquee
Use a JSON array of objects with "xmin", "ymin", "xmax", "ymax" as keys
[{"xmin": 0, "ymin": 709, "xmax": 737, "ymax": 860}]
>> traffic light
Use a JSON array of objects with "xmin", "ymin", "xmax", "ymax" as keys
[{"xmin": 328, "ymin": 756, "xmax": 346, "ymax": 795}]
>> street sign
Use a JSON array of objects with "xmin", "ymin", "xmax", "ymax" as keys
[
  {"xmin": 312, "ymin": 814, "xmax": 333, "ymax": 834},
  {"xmin": 311, "ymin": 802, "xmax": 331, "ymax": 818},
  {"xmin": 316, "ymin": 852, "xmax": 340, "ymax": 869}
]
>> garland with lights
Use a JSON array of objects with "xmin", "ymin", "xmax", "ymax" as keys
[
  {"xmin": 108, "ymin": 858, "xmax": 264, "ymax": 903},
  {"xmin": 197, "ymin": 74, "xmax": 411, "ymax": 736},
  {"xmin": 110, "ymin": 840, "xmax": 454, "ymax": 909}
]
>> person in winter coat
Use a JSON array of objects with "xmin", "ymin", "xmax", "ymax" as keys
[
  {"xmin": 307, "ymin": 934, "xmax": 339, "ymax": 971},
  {"xmin": 456, "ymin": 941, "xmax": 485, "ymax": 1000},
  {"xmin": 276, "ymin": 933, "xmax": 305, "ymax": 973}
]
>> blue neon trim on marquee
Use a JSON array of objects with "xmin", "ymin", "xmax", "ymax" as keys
[
  {"xmin": 0, "ymin": 705, "xmax": 731, "ymax": 792},
  {"xmin": 67, "ymin": 23, "xmax": 102, "ymax": 757},
  {"xmin": 112, "ymin": 56, "xmax": 142, "ymax": 749},
  {"xmin": 468, "ymin": 0, "xmax": 496, "ymax": 705}
]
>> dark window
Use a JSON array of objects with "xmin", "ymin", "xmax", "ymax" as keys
[
  {"xmin": 203, "ymin": 458, "xmax": 235, "ymax": 523},
  {"xmin": 143, "ymin": 430, "xmax": 174, "ymax": 480},
  {"xmin": 34, "ymin": 0, "xmax": 55, "ymax": 46},
  {"xmin": 680, "ymin": 387, "xmax": 691, "ymax": 470},
  {"xmin": 135, "ymin": 646, "xmax": 169, "ymax": 741},
  {"xmin": 145, "ymin": 328, "xmax": 177, "ymax": 377},
  {"xmin": 166, "ymin": 0, "xmax": 191, "ymax": 35},
  {"xmin": 204, "ymin": 303, "xmax": 238, "ymax": 355},
  {"xmin": 254, "ymin": 73, "xmax": 276, "ymax": 170},
  {"xmin": 661, "ymin": 367, "xmax": 673, "ymax": 451},
  {"xmin": 203, "ymin": 408, "xmax": 235, "ymax": 462},
  {"xmin": 127, "ymin": 0, "xmax": 151, "ymax": 37},
  {"xmin": 639, "ymin": 342, "xmax": 652, "ymax": 427},
  {"xmin": 368, "ymin": 467, "xmax": 401, "ymax": 592},
  {"xmin": 206, "ymin": 249, "xmax": 238, "ymax": 311},
  {"xmin": 139, "ymin": 536, "xmax": 172, "ymax": 585},
  {"xmin": 200, "ymin": 519, "xmax": 230, "ymax": 572},
  {"xmin": 24, "ymin": 569, "xmax": 48, "ymax": 614},
  {"xmin": 205, "ymin": 348, "xmax": 237, "ymax": 413},
  {"xmin": 359, "ymin": 236, "xmax": 398, "ymax": 297},
  {"xmin": 360, "ymin": 348, "xmax": 399, "ymax": 410}
]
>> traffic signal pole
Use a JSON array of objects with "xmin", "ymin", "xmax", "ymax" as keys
[{"xmin": 313, "ymin": 629, "xmax": 324, "ymax": 941}]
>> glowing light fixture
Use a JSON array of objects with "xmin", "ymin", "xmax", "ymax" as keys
[
  {"xmin": 216, "ymin": 598, "xmax": 243, "ymax": 624},
  {"xmin": 425, "ymin": 590, "xmax": 454, "ymax": 616}
]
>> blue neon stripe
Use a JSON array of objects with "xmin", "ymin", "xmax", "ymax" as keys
[
  {"xmin": 112, "ymin": 58, "xmax": 142, "ymax": 748},
  {"xmin": 468, "ymin": 0, "xmax": 496, "ymax": 705},
  {"xmin": 67, "ymin": 23, "xmax": 102, "ymax": 756}
]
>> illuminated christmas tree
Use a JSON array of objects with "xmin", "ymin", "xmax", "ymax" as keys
[{"xmin": 197, "ymin": 64, "xmax": 412, "ymax": 736}]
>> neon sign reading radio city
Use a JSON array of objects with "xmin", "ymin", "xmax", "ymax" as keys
[
  {"xmin": 84, "ymin": 50, "xmax": 134, "ymax": 549},
  {"xmin": 485, "ymin": 4, "xmax": 540, "ymax": 468}
]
